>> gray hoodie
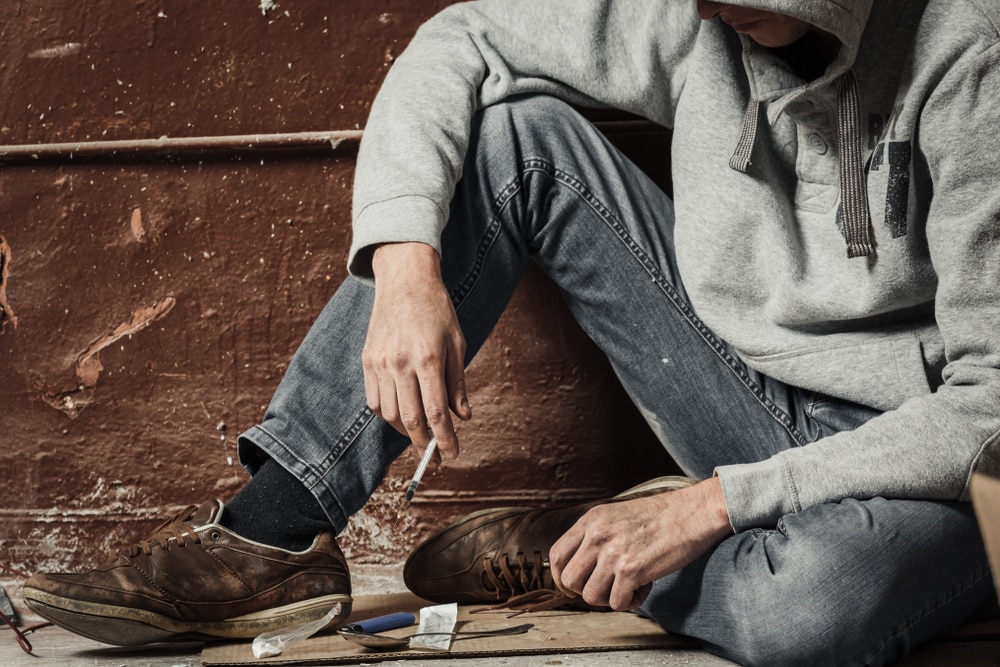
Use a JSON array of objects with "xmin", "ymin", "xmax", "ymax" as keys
[{"xmin": 349, "ymin": 0, "xmax": 1000, "ymax": 530}]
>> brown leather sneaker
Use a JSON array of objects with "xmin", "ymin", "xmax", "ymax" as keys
[
  {"xmin": 403, "ymin": 476, "xmax": 693, "ymax": 612},
  {"xmin": 21, "ymin": 500, "xmax": 352, "ymax": 645}
]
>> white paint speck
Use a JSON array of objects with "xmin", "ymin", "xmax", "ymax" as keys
[
  {"xmin": 259, "ymin": 0, "xmax": 277, "ymax": 16},
  {"xmin": 28, "ymin": 43, "xmax": 82, "ymax": 59}
]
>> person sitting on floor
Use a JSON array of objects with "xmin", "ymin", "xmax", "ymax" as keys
[{"xmin": 23, "ymin": 1, "xmax": 1000, "ymax": 664}]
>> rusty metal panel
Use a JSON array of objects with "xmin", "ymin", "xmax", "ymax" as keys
[{"xmin": 0, "ymin": 0, "xmax": 676, "ymax": 584}]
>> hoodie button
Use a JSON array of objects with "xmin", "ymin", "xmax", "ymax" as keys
[{"xmin": 807, "ymin": 133, "xmax": 828, "ymax": 155}]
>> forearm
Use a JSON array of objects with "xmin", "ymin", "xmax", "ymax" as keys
[{"xmin": 716, "ymin": 383, "xmax": 1000, "ymax": 530}]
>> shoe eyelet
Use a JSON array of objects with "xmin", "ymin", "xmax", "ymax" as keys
[{"xmin": 211, "ymin": 531, "xmax": 221, "ymax": 540}]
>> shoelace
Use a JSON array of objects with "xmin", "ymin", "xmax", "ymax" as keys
[
  {"xmin": 1, "ymin": 563, "xmax": 52, "ymax": 654},
  {"xmin": 473, "ymin": 552, "xmax": 580, "ymax": 617},
  {"xmin": 121, "ymin": 505, "xmax": 201, "ymax": 558}
]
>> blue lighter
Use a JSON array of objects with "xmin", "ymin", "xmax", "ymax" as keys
[{"xmin": 340, "ymin": 611, "xmax": 416, "ymax": 634}]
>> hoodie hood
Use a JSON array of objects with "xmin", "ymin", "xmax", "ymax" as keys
[
  {"xmin": 721, "ymin": 0, "xmax": 878, "ymax": 257},
  {"xmin": 721, "ymin": 0, "xmax": 874, "ymax": 67}
]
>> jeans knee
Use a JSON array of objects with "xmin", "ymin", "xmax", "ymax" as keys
[
  {"xmin": 723, "ymin": 608, "xmax": 851, "ymax": 667},
  {"xmin": 644, "ymin": 530, "xmax": 885, "ymax": 666},
  {"xmin": 471, "ymin": 95, "xmax": 592, "ymax": 165}
]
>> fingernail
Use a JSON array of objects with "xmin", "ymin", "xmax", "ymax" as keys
[{"xmin": 461, "ymin": 398, "xmax": 471, "ymax": 416}]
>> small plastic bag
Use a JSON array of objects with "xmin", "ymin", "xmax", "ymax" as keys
[
  {"xmin": 251, "ymin": 602, "xmax": 342, "ymax": 659},
  {"xmin": 409, "ymin": 602, "xmax": 458, "ymax": 651}
]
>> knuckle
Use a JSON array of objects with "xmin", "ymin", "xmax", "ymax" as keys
[
  {"xmin": 562, "ymin": 570, "xmax": 584, "ymax": 591},
  {"xmin": 589, "ymin": 524, "xmax": 614, "ymax": 544},
  {"xmin": 581, "ymin": 588, "xmax": 604, "ymax": 607},
  {"xmin": 400, "ymin": 414, "xmax": 424, "ymax": 431},
  {"xmin": 617, "ymin": 558, "xmax": 640, "ymax": 582},
  {"xmin": 424, "ymin": 404, "xmax": 447, "ymax": 425},
  {"xmin": 390, "ymin": 351, "xmax": 410, "ymax": 371},
  {"xmin": 365, "ymin": 351, "xmax": 389, "ymax": 373},
  {"xmin": 589, "ymin": 505, "xmax": 611, "ymax": 521},
  {"xmin": 413, "ymin": 348, "xmax": 442, "ymax": 370}
]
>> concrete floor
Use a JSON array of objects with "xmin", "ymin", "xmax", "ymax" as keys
[{"xmin": 2, "ymin": 565, "xmax": 998, "ymax": 666}]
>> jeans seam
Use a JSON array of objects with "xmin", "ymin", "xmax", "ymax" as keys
[
  {"xmin": 517, "ymin": 156, "xmax": 808, "ymax": 448},
  {"xmin": 448, "ymin": 196, "xmax": 509, "ymax": 309},
  {"xmin": 312, "ymin": 407, "xmax": 378, "ymax": 478}
]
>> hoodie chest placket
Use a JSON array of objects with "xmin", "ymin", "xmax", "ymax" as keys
[
  {"xmin": 783, "ymin": 95, "xmax": 841, "ymax": 213},
  {"xmin": 745, "ymin": 47, "xmax": 845, "ymax": 215}
]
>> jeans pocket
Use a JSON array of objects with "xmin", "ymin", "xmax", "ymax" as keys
[{"xmin": 805, "ymin": 392, "xmax": 883, "ymax": 441}]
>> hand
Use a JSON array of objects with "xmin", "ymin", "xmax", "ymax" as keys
[
  {"xmin": 362, "ymin": 242, "xmax": 472, "ymax": 461},
  {"xmin": 549, "ymin": 477, "xmax": 733, "ymax": 611}
]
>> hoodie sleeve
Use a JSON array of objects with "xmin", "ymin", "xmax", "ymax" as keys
[
  {"xmin": 716, "ymin": 38, "xmax": 1000, "ymax": 530},
  {"xmin": 348, "ymin": 0, "xmax": 699, "ymax": 280}
]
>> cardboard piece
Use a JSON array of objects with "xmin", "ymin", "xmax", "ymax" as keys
[
  {"xmin": 971, "ymin": 473, "xmax": 1000, "ymax": 605},
  {"xmin": 200, "ymin": 592, "xmax": 696, "ymax": 666},
  {"xmin": 203, "ymin": 487, "xmax": 1000, "ymax": 667}
]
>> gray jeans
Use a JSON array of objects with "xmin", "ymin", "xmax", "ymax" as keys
[{"xmin": 239, "ymin": 95, "xmax": 993, "ymax": 666}]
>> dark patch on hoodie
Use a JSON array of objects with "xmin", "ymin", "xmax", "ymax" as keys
[{"xmin": 867, "ymin": 109, "xmax": 912, "ymax": 239}]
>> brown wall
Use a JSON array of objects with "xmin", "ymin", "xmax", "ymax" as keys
[{"xmin": 0, "ymin": 0, "xmax": 676, "ymax": 588}]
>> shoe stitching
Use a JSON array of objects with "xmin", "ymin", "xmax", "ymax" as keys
[{"xmin": 119, "ymin": 507, "xmax": 255, "ymax": 599}]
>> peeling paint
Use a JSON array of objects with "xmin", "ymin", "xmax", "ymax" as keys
[
  {"xmin": 130, "ymin": 207, "xmax": 146, "ymax": 242},
  {"xmin": 28, "ymin": 42, "xmax": 82, "ymax": 59},
  {"xmin": 31, "ymin": 296, "xmax": 177, "ymax": 417},
  {"xmin": 75, "ymin": 296, "xmax": 176, "ymax": 388},
  {"xmin": 339, "ymin": 483, "xmax": 410, "ymax": 563},
  {"xmin": 0, "ymin": 236, "xmax": 16, "ymax": 331}
]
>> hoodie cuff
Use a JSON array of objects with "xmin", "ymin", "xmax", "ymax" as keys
[
  {"xmin": 348, "ymin": 195, "xmax": 448, "ymax": 282},
  {"xmin": 715, "ymin": 456, "xmax": 802, "ymax": 531}
]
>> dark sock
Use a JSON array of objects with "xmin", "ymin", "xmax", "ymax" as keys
[{"xmin": 221, "ymin": 457, "xmax": 334, "ymax": 551}]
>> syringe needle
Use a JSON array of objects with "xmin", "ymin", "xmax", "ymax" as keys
[{"xmin": 394, "ymin": 437, "xmax": 438, "ymax": 525}]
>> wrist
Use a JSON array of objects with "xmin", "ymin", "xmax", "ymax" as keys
[
  {"xmin": 679, "ymin": 477, "xmax": 734, "ymax": 541},
  {"xmin": 701, "ymin": 476, "xmax": 735, "ymax": 536},
  {"xmin": 372, "ymin": 242, "xmax": 440, "ymax": 279}
]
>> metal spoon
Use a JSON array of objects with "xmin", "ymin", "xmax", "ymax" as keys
[{"xmin": 339, "ymin": 622, "xmax": 534, "ymax": 651}]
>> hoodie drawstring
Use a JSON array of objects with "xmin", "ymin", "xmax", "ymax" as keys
[
  {"xmin": 836, "ymin": 69, "xmax": 874, "ymax": 257},
  {"xmin": 728, "ymin": 68, "xmax": 874, "ymax": 258},
  {"xmin": 729, "ymin": 96, "xmax": 759, "ymax": 173}
]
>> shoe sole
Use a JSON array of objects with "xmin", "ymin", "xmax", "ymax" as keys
[{"xmin": 22, "ymin": 588, "xmax": 352, "ymax": 646}]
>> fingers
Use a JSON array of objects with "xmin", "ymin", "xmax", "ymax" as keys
[
  {"xmin": 446, "ymin": 334, "xmax": 472, "ymax": 422},
  {"xmin": 548, "ymin": 504, "xmax": 656, "ymax": 612},
  {"xmin": 414, "ymin": 360, "xmax": 459, "ymax": 460},
  {"xmin": 363, "ymin": 348, "xmax": 457, "ymax": 449},
  {"xmin": 361, "ymin": 323, "xmax": 469, "ymax": 460},
  {"xmin": 548, "ymin": 484, "xmax": 733, "ymax": 612},
  {"xmin": 363, "ymin": 242, "xmax": 473, "ymax": 459},
  {"xmin": 555, "ymin": 540, "xmax": 647, "ymax": 611},
  {"xmin": 548, "ymin": 527, "xmax": 580, "ymax": 598}
]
